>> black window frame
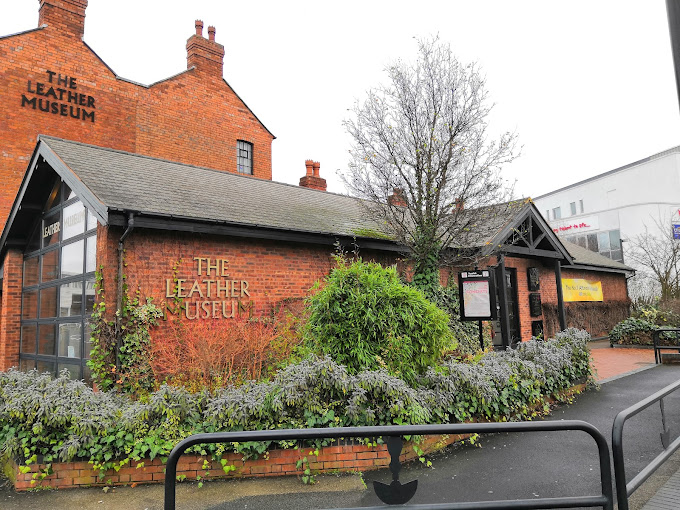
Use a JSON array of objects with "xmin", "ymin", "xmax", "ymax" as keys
[
  {"xmin": 237, "ymin": 140, "xmax": 253, "ymax": 175},
  {"xmin": 19, "ymin": 180, "xmax": 97, "ymax": 382}
]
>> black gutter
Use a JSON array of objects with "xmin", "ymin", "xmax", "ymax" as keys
[{"xmin": 115, "ymin": 212, "xmax": 135, "ymax": 372}]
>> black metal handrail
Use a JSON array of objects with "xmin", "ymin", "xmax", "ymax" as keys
[
  {"xmin": 653, "ymin": 328, "xmax": 680, "ymax": 364},
  {"xmin": 612, "ymin": 378, "xmax": 680, "ymax": 510},
  {"xmin": 164, "ymin": 421, "xmax": 613, "ymax": 510}
]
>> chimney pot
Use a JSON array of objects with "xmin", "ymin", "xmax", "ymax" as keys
[
  {"xmin": 208, "ymin": 25, "xmax": 216, "ymax": 41},
  {"xmin": 195, "ymin": 20, "xmax": 203, "ymax": 36},
  {"xmin": 300, "ymin": 160, "xmax": 327, "ymax": 191},
  {"xmin": 388, "ymin": 188, "xmax": 407, "ymax": 207}
]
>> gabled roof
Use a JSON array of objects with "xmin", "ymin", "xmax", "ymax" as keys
[
  {"xmin": 561, "ymin": 240, "xmax": 633, "ymax": 273},
  {"xmin": 0, "ymin": 137, "xmax": 633, "ymax": 275}
]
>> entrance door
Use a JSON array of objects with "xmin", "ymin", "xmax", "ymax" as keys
[{"xmin": 504, "ymin": 268, "xmax": 521, "ymax": 346}]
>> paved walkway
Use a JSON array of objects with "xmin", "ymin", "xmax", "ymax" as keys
[{"xmin": 589, "ymin": 339, "xmax": 656, "ymax": 381}]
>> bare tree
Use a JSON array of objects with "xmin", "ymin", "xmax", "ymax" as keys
[
  {"xmin": 627, "ymin": 215, "xmax": 680, "ymax": 302},
  {"xmin": 343, "ymin": 37, "xmax": 518, "ymax": 289}
]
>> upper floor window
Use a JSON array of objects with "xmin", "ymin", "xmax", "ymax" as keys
[
  {"xmin": 579, "ymin": 199, "xmax": 584, "ymax": 213},
  {"xmin": 570, "ymin": 202, "xmax": 577, "ymax": 216},
  {"xmin": 552, "ymin": 207, "xmax": 562, "ymax": 220},
  {"xmin": 545, "ymin": 210, "xmax": 550, "ymax": 220},
  {"xmin": 237, "ymin": 140, "xmax": 253, "ymax": 175}
]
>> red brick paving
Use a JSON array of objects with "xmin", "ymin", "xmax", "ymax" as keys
[{"xmin": 589, "ymin": 340, "xmax": 655, "ymax": 381}]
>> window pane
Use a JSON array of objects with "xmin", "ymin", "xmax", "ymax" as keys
[
  {"xmin": 26, "ymin": 224, "xmax": 41, "ymax": 253},
  {"xmin": 36, "ymin": 360, "xmax": 56, "ymax": 377},
  {"xmin": 39, "ymin": 286, "xmax": 58, "ymax": 318},
  {"xmin": 21, "ymin": 325, "xmax": 37, "ymax": 354},
  {"xmin": 59, "ymin": 323, "xmax": 81, "ymax": 358},
  {"xmin": 598, "ymin": 232, "xmax": 610, "ymax": 252},
  {"xmin": 237, "ymin": 140, "xmax": 253, "ymax": 174},
  {"xmin": 579, "ymin": 200, "xmax": 584, "ymax": 213},
  {"xmin": 610, "ymin": 230, "xmax": 621, "ymax": 250},
  {"xmin": 83, "ymin": 365, "xmax": 93, "ymax": 385},
  {"xmin": 23, "ymin": 256, "xmax": 40, "ymax": 287},
  {"xmin": 20, "ymin": 358, "xmax": 36, "ymax": 372},
  {"xmin": 576, "ymin": 236, "xmax": 587, "ymax": 249},
  {"xmin": 86, "ymin": 235, "xmax": 97, "ymax": 273},
  {"xmin": 87, "ymin": 209, "xmax": 98, "ymax": 231},
  {"xmin": 611, "ymin": 249, "xmax": 623, "ymax": 262},
  {"xmin": 38, "ymin": 324, "xmax": 56, "ymax": 355},
  {"xmin": 63, "ymin": 182, "xmax": 76, "ymax": 202},
  {"xmin": 22, "ymin": 289, "xmax": 38, "ymax": 320},
  {"xmin": 85, "ymin": 277, "xmax": 96, "ymax": 315},
  {"xmin": 44, "ymin": 179, "xmax": 62, "ymax": 211},
  {"xmin": 61, "ymin": 240, "xmax": 84, "ymax": 278},
  {"xmin": 587, "ymin": 233, "xmax": 598, "ymax": 252},
  {"xmin": 42, "ymin": 213, "xmax": 60, "ymax": 248},
  {"xmin": 62, "ymin": 201, "xmax": 86, "ymax": 240},
  {"xmin": 59, "ymin": 281, "xmax": 83, "ymax": 317},
  {"xmin": 552, "ymin": 207, "xmax": 561, "ymax": 220},
  {"xmin": 42, "ymin": 248, "xmax": 59, "ymax": 282},
  {"xmin": 570, "ymin": 202, "xmax": 576, "ymax": 215},
  {"xmin": 58, "ymin": 363, "xmax": 81, "ymax": 380},
  {"xmin": 84, "ymin": 321, "xmax": 92, "ymax": 359}
]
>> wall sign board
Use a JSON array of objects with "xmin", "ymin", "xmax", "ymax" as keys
[
  {"xmin": 562, "ymin": 278, "xmax": 603, "ymax": 302},
  {"xmin": 458, "ymin": 270, "xmax": 497, "ymax": 321},
  {"xmin": 527, "ymin": 267, "xmax": 540, "ymax": 291},
  {"xmin": 529, "ymin": 293, "xmax": 542, "ymax": 317},
  {"xmin": 673, "ymin": 223, "xmax": 680, "ymax": 240}
]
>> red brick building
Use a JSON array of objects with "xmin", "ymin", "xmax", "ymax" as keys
[
  {"xmin": 0, "ymin": 1, "xmax": 632, "ymax": 381},
  {"xmin": 0, "ymin": 0, "xmax": 275, "ymax": 233}
]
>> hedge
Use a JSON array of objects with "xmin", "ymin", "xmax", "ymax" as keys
[{"xmin": 0, "ymin": 328, "xmax": 592, "ymax": 476}]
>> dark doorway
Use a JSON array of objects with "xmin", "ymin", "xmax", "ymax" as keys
[{"xmin": 504, "ymin": 268, "xmax": 521, "ymax": 346}]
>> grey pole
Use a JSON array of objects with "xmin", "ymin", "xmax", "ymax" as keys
[{"xmin": 667, "ymin": 0, "xmax": 680, "ymax": 115}]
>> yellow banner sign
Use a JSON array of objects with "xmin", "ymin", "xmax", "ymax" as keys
[{"xmin": 562, "ymin": 279, "xmax": 603, "ymax": 302}]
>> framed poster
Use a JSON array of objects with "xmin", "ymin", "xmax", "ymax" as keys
[
  {"xmin": 458, "ymin": 270, "xmax": 497, "ymax": 321},
  {"xmin": 527, "ymin": 267, "xmax": 540, "ymax": 291}
]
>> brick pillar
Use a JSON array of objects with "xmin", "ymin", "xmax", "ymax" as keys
[{"xmin": 0, "ymin": 250, "xmax": 23, "ymax": 370}]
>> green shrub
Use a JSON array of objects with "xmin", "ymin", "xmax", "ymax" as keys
[
  {"xmin": 304, "ymin": 257, "xmax": 454, "ymax": 383},
  {"xmin": 0, "ymin": 329, "xmax": 591, "ymax": 472},
  {"xmin": 609, "ymin": 317, "xmax": 658, "ymax": 345}
]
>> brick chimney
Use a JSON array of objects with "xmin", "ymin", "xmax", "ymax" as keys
[
  {"xmin": 299, "ymin": 160, "xmax": 327, "ymax": 191},
  {"xmin": 187, "ymin": 20, "xmax": 225, "ymax": 76},
  {"xmin": 38, "ymin": 0, "xmax": 88, "ymax": 38},
  {"xmin": 388, "ymin": 188, "xmax": 407, "ymax": 207}
]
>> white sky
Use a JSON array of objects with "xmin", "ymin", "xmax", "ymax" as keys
[{"xmin": 3, "ymin": 1, "xmax": 680, "ymax": 199}]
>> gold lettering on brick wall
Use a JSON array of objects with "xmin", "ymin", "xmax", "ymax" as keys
[
  {"xmin": 20, "ymin": 70, "xmax": 96, "ymax": 122},
  {"xmin": 165, "ymin": 257, "xmax": 252, "ymax": 320}
]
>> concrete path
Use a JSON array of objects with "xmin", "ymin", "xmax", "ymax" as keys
[{"xmin": 1, "ymin": 345, "xmax": 678, "ymax": 510}]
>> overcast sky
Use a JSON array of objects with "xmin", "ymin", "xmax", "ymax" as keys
[{"xmin": 3, "ymin": 1, "xmax": 679, "ymax": 198}]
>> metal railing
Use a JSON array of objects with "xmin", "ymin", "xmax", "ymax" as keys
[
  {"xmin": 612, "ymin": 377, "xmax": 680, "ymax": 510},
  {"xmin": 653, "ymin": 328, "xmax": 680, "ymax": 364},
  {"xmin": 164, "ymin": 421, "xmax": 614, "ymax": 510}
]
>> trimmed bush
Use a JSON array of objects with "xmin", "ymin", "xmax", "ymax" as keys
[
  {"xmin": 0, "ymin": 329, "xmax": 592, "ymax": 473},
  {"xmin": 304, "ymin": 258, "xmax": 454, "ymax": 383}
]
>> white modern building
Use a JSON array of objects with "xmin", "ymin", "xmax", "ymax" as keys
[{"xmin": 534, "ymin": 146, "xmax": 680, "ymax": 266}]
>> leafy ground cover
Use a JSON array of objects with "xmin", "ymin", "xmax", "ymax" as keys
[{"xmin": 0, "ymin": 328, "xmax": 592, "ymax": 477}]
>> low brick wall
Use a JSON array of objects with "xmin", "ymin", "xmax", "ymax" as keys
[
  {"xmin": 8, "ymin": 383, "xmax": 586, "ymax": 491},
  {"xmin": 10, "ymin": 433, "xmax": 465, "ymax": 491}
]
